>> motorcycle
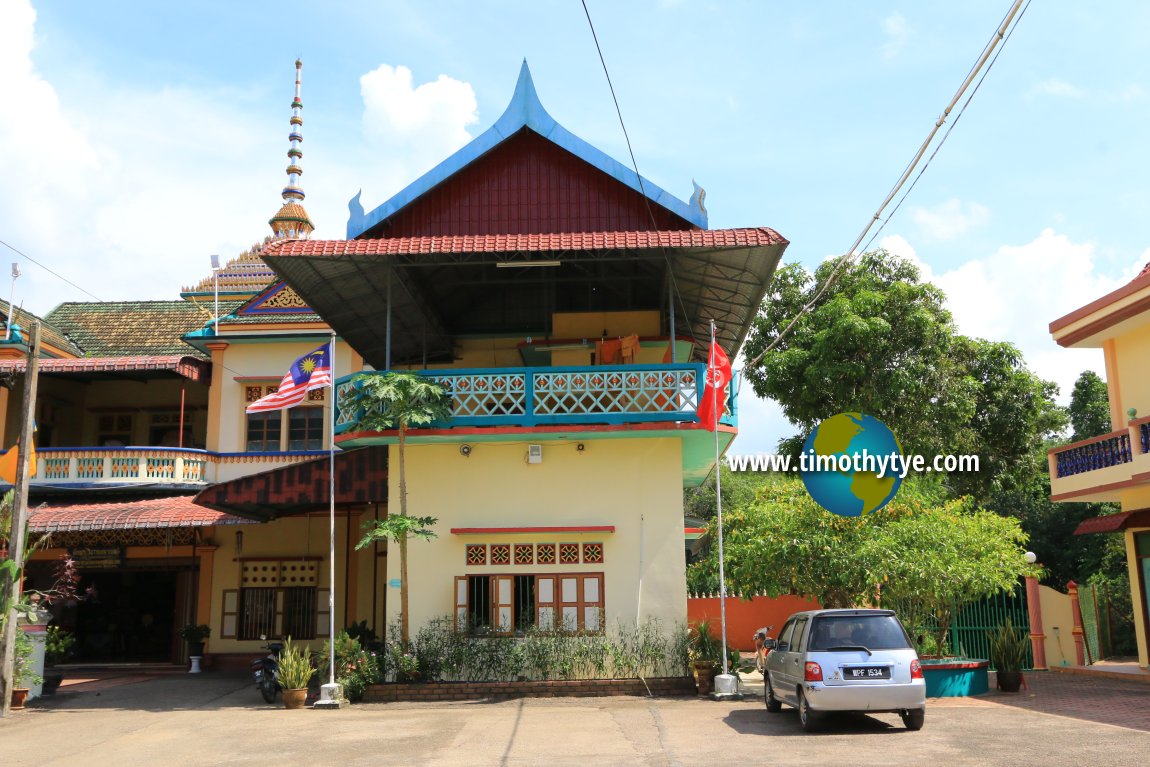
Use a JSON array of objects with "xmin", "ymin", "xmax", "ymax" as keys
[
  {"xmin": 752, "ymin": 625, "xmax": 774, "ymax": 674},
  {"xmin": 252, "ymin": 639, "xmax": 285, "ymax": 704},
  {"xmin": 252, "ymin": 637, "xmax": 322, "ymax": 705}
]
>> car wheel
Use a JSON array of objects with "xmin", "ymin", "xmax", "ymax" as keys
[
  {"xmin": 901, "ymin": 708, "xmax": 925, "ymax": 731},
  {"xmin": 798, "ymin": 689, "xmax": 820, "ymax": 732},
  {"xmin": 765, "ymin": 675, "xmax": 782, "ymax": 713}
]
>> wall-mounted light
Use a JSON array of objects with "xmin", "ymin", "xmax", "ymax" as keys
[
  {"xmin": 576, "ymin": 443, "xmax": 585, "ymax": 453},
  {"xmin": 460, "ymin": 444, "xmax": 472, "ymax": 458},
  {"xmin": 235, "ymin": 530, "xmax": 244, "ymax": 558}
]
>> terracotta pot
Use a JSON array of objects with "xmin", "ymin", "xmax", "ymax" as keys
[
  {"xmin": 692, "ymin": 661, "xmax": 716, "ymax": 696},
  {"xmin": 283, "ymin": 688, "xmax": 309, "ymax": 709},
  {"xmin": 996, "ymin": 671, "xmax": 1023, "ymax": 693},
  {"xmin": 10, "ymin": 688, "xmax": 30, "ymax": 710}
]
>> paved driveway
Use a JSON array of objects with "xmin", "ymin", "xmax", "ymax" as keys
[{"xmin": 1, "ymin": 672, "xmax": 1147, "ymax": 766}]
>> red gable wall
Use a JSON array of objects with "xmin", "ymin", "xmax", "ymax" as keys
[{"xmin": 362, "ymin": 128, "xmax": 697, "ymax": 238}]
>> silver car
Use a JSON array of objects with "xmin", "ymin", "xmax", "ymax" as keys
[{"xmin": 763, "ymin": 608, "xmax": 926, "ymax": 732}]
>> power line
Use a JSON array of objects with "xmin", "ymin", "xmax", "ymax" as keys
[
  {"xmin": 579, "ymin": 0, "xmax": 693, "ymax": 353},
  {"xmin": 0, "ymin": 237, "xmax": 104, "ymax": 302},
  {"xmin": 745, "ymin": 0, "xmax": 1029, "ymax": 371}
]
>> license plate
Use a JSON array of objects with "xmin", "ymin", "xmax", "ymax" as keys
[{"xmin": 845, "ymin": 666, "xmax": 890, "ymax": 679}]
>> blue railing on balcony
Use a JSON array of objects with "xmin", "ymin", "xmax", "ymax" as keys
[
  {"xmin": 335, "ymin": 363, "xmax": 738, "ymax": 433},
  {"xmin": 1053, "ymin": 432, "xmax": 1133, "ymax": 478}
]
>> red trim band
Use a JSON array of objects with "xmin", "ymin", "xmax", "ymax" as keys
[{"xmin": 450, "ymin": 526, "xmax": 615, "ymax": 535}]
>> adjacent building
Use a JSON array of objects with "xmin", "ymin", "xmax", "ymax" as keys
[{"xmin": 1048, "ymin": 265, "xmax": 1150, "ymax": 669}]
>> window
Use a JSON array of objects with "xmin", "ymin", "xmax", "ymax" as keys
[
  {"xmin": 454, "ymin": 573, "xmax": 604, "ymax": 635},
  {"xmin": 246, "ymin": 411, "xmax": 282, "ymax": 452},
  {"xmin": 288, "ymin": 407, "xmax": 324, "ymax": 450},
  {"xmin": 776, "ymin": 619, "xmax": 796, "ymax": 652},
  {"xmin": 244, "ymin": 384, "xmax": 325, "ymax": 452},
  {"xmin": 97, "ymin": 413, "xmax": 133, "ymax": 446},
  {"xmin": 220, "ymin": 559, "xmax": 329, "ymax": 641}
]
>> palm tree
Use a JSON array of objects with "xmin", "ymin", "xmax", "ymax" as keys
[{"xmin": 347, "ymin": 371, "xmax": 452, "ymax": 645}]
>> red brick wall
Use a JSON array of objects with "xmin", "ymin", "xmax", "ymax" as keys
[
  {"xmin": 363, "ymin": 677, "xmax": 695, "ymax": 702},
  {"xmin": 687, "ymin": 594, "xmax": 821, "ymax": 651}
]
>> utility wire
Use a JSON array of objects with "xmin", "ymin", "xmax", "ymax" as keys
[
  {"xmin": 745, "ymin": 0, "xmax": 1029, "ymax": 371},
  {"xmin": 858, "ymin": 0, "xmax": 1033, "ymax": 256},
  {"xmin": 0, "ymin": 237, "xmax": 104, "ymax": 302},
  {"xmin": 579, "ymin": 0, "xmax": 693, "ymax": 353}
]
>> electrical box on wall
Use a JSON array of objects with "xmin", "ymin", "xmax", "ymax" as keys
[{"xmin": 527, "ymin": 444, "xmax": 543, "ymax": 464}]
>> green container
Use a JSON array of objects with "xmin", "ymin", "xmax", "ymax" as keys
[{"xmin": 920, "ymin": 659, "xmax": 989, "ymax": 697}]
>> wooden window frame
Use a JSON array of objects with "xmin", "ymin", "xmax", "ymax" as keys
[{"xmin": 453, "ymin": 572, "xmax": 604, "ymax": 636}]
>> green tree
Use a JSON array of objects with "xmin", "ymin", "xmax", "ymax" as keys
[
  {"xmin": 742, "ymin": 250, "xmax": 1063, "ymax": 503},
  {"xmin": 742, "ymin": 251, "xmax": 970, "ymax": 459},
  {"xmin": 687, "ymin": 478, "xmax": 888, "ymax": 607},
  {"xmin": 687, "ymin": 477, "xmax": 1034, "ymax": 634},
  {"xmin": 346, "ymin": 371, "xmax": 452, "ymax": 644},
  {"xmin": 869, "ymin": 497, "xmax": 1036, "ymax": 653},
  {"xmin": 1068, "ymin": 370, "xmax": 1111, "ymax": 440}
]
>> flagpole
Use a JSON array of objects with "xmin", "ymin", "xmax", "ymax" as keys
[
  {"xmin": 711, "ymin": 319, "xmax": 731, "ymax": 680},
  {"xmin": 327, "ymin": 332, "xmax": 336, "ymax": 688}
]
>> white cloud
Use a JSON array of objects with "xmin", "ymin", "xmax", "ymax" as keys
[
  {"xmin": 881, "ymin": 12, "xmax": 911, "ymax": 60},
  {"xmin": 1029, "ymin": 78, "xmax": 1085, "ymax": 99},
  {"xmin": 360, "ymin": 64, "xmax": 478, "ymax": 183},
  {"xmin": 0, "ymin": 3, "xmax": 484, "ymax": 316},
  {"xmin": 922, "ymin": 229, "xmax": 1146, "ymax": 401},
  {"xmin": 911, "ymin": 198, "xmax": 990, "ymax": 241}
]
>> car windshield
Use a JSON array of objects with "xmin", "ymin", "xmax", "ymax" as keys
[{"xmin": 807, "ymin": 615, "xmax": 911, "ymax": 651}]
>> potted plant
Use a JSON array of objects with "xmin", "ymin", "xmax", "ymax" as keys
[
  {"xmin": 41, "ymin": 625, "xmax": 75, "ymax": 695},
  {"xmin": 688, "ymin": 618, "xmax": 721, "ymax": 695},
  {"xmin": 11, "ymin": 628, "xmax": 42, "ymax": 710},
  {"xmin": 179, "ymin": 624, "xmax": 211, "ymax": 657},
  {"xmin": 277, "ymin": 637, "xmax": 313, "ymax": 709},
  {"xmin": 988, "ymin": 617, "xmax": 1028, "ymax": 692}
]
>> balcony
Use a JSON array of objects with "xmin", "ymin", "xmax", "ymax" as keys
[
  {"xmin": 28, "ymin": 447, "xmax": 331, "ymax": 491},
  {"xmin": 335, "ymin": 363, "xmax": 737, "ymax": 434},
  {"xmin": 1047, "ymin": 418, "xmax": 1150, "ymax": 502}
]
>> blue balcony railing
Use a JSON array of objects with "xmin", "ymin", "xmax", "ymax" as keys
[
  {"xmin": 335, "ymin": 364, "xmax": 738, "ymax": 433},
  {"xmin": 1052, "ymin": 431, "xmax": 1133, "ymax": 478}
]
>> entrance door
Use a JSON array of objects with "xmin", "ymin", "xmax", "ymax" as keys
[{"xmin": 63, "ymin": 569, "xmax": 181, "ymax": 663}]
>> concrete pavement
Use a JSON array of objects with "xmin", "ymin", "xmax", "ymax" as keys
[{"xmin": 1, "ymin": 670, "xmax": 1147, "ymax": 766}]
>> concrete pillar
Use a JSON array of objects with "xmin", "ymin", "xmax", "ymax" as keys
[
  {"xmin": 1067, "ymin": 580, "xmax": 1086, "ymax": 666},
  {"xmin": 1024, "ymin": 575, "xmax": 1047, "ymax": 670}
]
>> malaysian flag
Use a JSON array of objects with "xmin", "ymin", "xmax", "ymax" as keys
[{"xmin": 246, "ymin": 343, "xmax": 332, "ymax": 413}]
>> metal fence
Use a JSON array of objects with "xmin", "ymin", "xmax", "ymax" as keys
[{"xmin": 885, "ymin": 586, "xmax": 1032, "ymax": 671}]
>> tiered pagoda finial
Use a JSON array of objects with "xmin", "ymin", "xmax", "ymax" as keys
[{"xmin": 269, "ymin": 59, "xmax": 314, "ymax": 240}]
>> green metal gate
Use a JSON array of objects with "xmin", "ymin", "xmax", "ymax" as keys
[{"xmin": 887, "ymin": 586, "xmax": 1032, "ymax": 670}]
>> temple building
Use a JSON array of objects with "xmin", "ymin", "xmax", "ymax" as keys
[{"xmin": 1, "ymin": 59, "xmax": 787, "ymax": 671}]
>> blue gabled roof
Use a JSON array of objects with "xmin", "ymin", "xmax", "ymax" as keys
[{"xmin": 346, "ymin": 61, "xmax": 708, "ymax": 238}]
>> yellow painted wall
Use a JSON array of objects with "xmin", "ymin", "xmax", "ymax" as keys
[
  {"xmin": 383, "ymin": 437, "xmax": 687, "ymax": 637},
  {"xmin": 1110, "ymin": 329, "xmax": 1150, "ymax": 425},
  {"xmin": 205, "ymin": 512, "xmax": 379, "ymax": 656},
  {"xmin": 1036, "ymin": 584, "xmax": 1075, "ymax": 667},
  {"xmin": 2, "ymin": 376, "xmax": 209, "ymax": 448},
  {"xmin": 210, "ymin": 339, "xmax": 358, "ymax": 455}
]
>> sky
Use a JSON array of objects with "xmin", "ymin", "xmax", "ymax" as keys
[{"xmin": 2, "ymin": 0, "xmax": 1149, "ymax": 454}]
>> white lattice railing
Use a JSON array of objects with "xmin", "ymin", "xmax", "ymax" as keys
[{"xmin": 335, "ymin": 364, "xmax": 714, "ymax": 431}]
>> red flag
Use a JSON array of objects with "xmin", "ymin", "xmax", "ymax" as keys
[{"xmin": 696, "ymin": 342, "xmax": 732, "ymax": 430}]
